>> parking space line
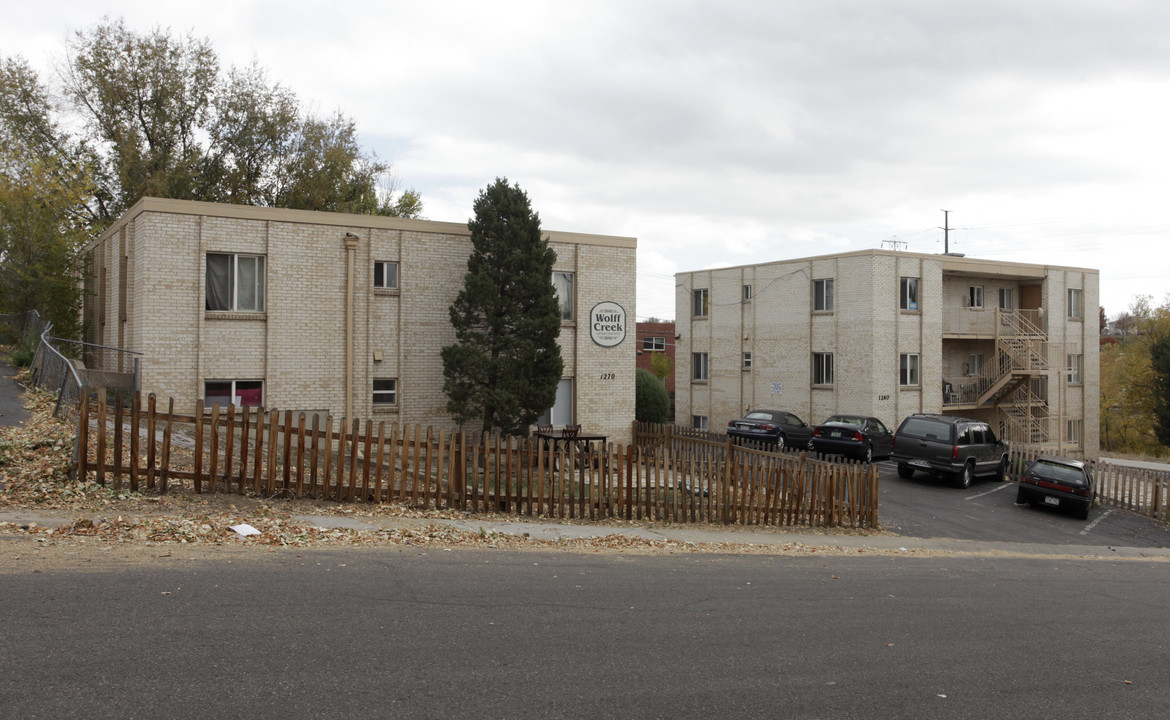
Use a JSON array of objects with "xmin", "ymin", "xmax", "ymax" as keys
[
  {"xmin": 965, "ymin": 483, "xmax": 1014, "ymax": 501},
  {"xmin": 1079, "ymin": 509, "xmax": 1113, "ymax": 536}
]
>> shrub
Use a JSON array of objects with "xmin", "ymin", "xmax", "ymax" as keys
[{"xmin": 635, "ymin": 368, "xmax": 670, "ymax": 423}]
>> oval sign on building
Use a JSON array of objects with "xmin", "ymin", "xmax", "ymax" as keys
[{"xmin": 590, "ymin": 301, "xmax": 627, "ymax": 347}]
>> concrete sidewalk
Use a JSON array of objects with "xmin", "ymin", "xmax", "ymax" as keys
[
  {"xmin": 0, "ymin": 362, "xmax": 30, "ymax": 427},
  {"xmin": 3, "ymin": 506, "xmax": 1169, "ymax": 559}
]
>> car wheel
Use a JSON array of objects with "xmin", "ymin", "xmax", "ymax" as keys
[
  {"xmin": 953, "ymin": 463, "xmax": 974, "ymax": 489},
  {"xmin": 897, "ymin": 463, "xmax": 914, "ymax": 479},
  {"xmin": 995, "ymin": 457, "xmax": 1007, "ymax": 482},
  {"xmin": 1015, "ymin": 487, "xmax": 1027, "ymax": 505},
  {"xmin": 776, "ymin": 434, "xmax": 786, "ymax": 452},
  {"xmin": 863, "ymin": 444, "xmax": 873, "ymax": 463},
  {"xmin": 1077, "ymin": 502, "xmax": 1091, "ymax": 521}
]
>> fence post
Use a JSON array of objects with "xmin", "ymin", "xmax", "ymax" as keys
[{"xmin": 722, "ymin": 436, "xmax": 734, "ymax": 524}]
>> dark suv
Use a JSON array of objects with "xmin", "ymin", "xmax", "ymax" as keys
[{"xmin": 892, "ymin": 414, "xmax": 1009, "ymax": 488}]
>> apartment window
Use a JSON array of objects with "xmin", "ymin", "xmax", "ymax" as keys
[
  {"xmin": 692, "ymin": 415, "xmax": 708, "ymax": 431},
  {"xmin": 742, "ymin": 352, "xmax": 752, "ymax": 370},
  {"xmin": 900, "ymin": 277, "xmax": 920, "ymax": 311},
  {"xmin": 968, "ymin": 353, "xmax": 984, "ymax": 377},
  {"xmin": 900, "ymin": 353, "xmax": 920, "ymax": 386},
  {"xmin": 692, "ymin": 352, "xmax": 709, "ymax": 381},
  {"xmin": 812, "ymin": 352, "xmax": 834, "ymax": 386},
  {"xmin": 1067, "ymin": 288, "xmax": 1083, "ymax": 319},
  {"xmin": 693, "ymin": 288, "xmax": 709, "ymax": 318},
  {"xmin": 968, "ymin": 286, "xmax": 984, "ymax": 309},
  {"xmin": 538, "ymin": 378, "xmax": 575, "ymax": 426},
  {"xmin": 204, "ymin": 380, "xmax": 263, "ymax": 408},
  {"xmin": 643, "ymin": 336, "xmax": 665, "ymax": 352},
  {"xmin": 999, "ymin": 288, "xmax": 1014, "ymax": 310},
  {"xmin": 1067, "ymin": 418, "xmax": 1083, "ymax": 443},
  {"xmin": 206, "ymin": 253, "xmax": 265, "ymax": 312},
  {"xmin": 374, "ymin": 261, "xmax": 399, "ymax": 289},
  {"xmin": 373, "ymin": 378, "xmax": 398, "ymax": 406},
  {"xmin": 553, "ymin": 272, "xmax": 574, "ymax": 321},
  {"xmin": 743, "ymin": 284, "xmax": 753, "ymax": 301},
  {"xmin": 813, "ymin": 279, "xmax": 834, "ymax": 312},
  {"xmin": 1067, "ymin": 354, "xmax": 1083, "ymax": 384}
]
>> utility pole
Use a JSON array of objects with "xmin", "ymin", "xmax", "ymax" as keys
[{"xmin": 939, "ymin": 209, "xmax": 951, "ymax": 254}]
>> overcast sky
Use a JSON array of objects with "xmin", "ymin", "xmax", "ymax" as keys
[{"xmin": 5, "ymin": 1, "xmax": 1168, "ymax": 321}]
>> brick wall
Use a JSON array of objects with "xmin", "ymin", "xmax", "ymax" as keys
[{"xmin": 85, "ymin": 198, "xmax": 637, "ymax": 444}]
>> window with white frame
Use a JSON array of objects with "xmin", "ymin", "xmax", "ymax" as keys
[
  {"xmin": 206, "ymin": 253, "xmax": 265, "ymax": 312},
  {"xmin": 968, "ymin": 353, "xmax": 984, "ymax": 377},
  {"xmin": 900, "ymin": 353, "xmax": 920, "ymax": 386},
  {"xmin": 968, "ymin": 286, "xmax": 984, "ymax": 309},
  {"xmin": 373, "ymin": 378, "xmax": 398, "ymax": 406},
  {"xmin": 813, "ymin": 279, "xmax": 834, "ymax": 312},
  {"xmin": 1067, "ymin": 418, "xmax": 1083, "ymax": 443},
  {"xmin": 1067, "ymin": 288, "xmax": 1083, "ymax": 319},
  {"xmin": 374, "ymin": 261, "xmax": 399, "ymax": 289},
  {"xmin": 742, "ymin": 352, "xmax": 752, "ymax": 370},
  {"xmin": 204, "ymin": 380, "xmax": 263, "ymax": 408},
  {"xmin": 643, "ymin": 336, "xmax": 665, "ymax": 352},
  {"xmin": 813, "ymin": 352, "xmax": 834, "ymax": 385},
  {"xmin": 692, "ymin": 352, "xmax": 709, "ymax": 381},
  {"xmin": 743, "ymin": 284, "xmax": 753, "ymax": 301},
  {"xmin": 1067, "ymin": 354, "xmax": 1083, "ymax": 384},
  {"xmin": 692, "ymin": 415, "xmax": 708, "ymax": 431},
  {"xmin": 693, "ymin": 288, "xmax": 709, "ymax": 318},
  {"xmin": 553, "ymin": 272, "xmax": 574, "ymax": 321},
  {"xmin": 900, "ymin": 277, "xmax": 920, "ymax": 311},
  {"xmin": 999, "ymin": 288, "xmax": 1014, "ymax": 310}
]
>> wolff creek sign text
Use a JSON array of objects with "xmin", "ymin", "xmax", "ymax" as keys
[{"xmin": 590, "ymin": 301, "xmax": 627, "ymax": 347}]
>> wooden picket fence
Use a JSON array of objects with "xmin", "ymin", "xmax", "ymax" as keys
[
  {"xmin": 1011, "ymin": 445, "xmax": 1170, "ymax": 522},
  {"xmin": 72, "ymin": 392, "xmax": 880, "ymax": 528}
]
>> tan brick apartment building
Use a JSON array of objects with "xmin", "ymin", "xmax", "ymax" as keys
[
  {"xmin": 84, "ymin": 198, "xmax": 637, "ymax": 442},
  {"xmin": 675, "ymin": 249, "xmax": 1099, "ymax": 456}
]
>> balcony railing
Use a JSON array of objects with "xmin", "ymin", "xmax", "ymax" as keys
[{"xmin": 941, "ymin": 307, "xmax": 1046, "ymax": 337}]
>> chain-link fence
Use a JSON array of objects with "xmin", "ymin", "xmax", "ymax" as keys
[{"xmin": 3, "ymin": 310, "xmax": 141, "ymax": 421}]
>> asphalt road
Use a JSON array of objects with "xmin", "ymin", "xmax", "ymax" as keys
[
  {"xmin": 3, "ymin": 549, "xmax": 1169, "ymax": 719},
  {"xmin": 876, "ymin": 459, "xmax": 1170, "ymax": 548}
]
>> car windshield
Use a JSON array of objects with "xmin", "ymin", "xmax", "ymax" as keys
[
  {"xmin": 827, "ymin": 415, "xmax": 864, "ymax": 426},
  {"xmin": 1029, "ymin": 461, "xmax": 1087, "ymax": 485}
]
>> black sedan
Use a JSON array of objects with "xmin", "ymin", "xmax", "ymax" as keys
[
  {"xmin": 727, "ymin": 409, "xmax": 814, "ymax": 451},
  {"xmin": 1015, "ymin": 455, "xmax": 1096, "ymax": 519},
  {"xmin": 810, "ymin": 415, "xmax": 893, "ymax": 463}
]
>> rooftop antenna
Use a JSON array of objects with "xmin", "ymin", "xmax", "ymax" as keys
[{"xmin": 940, "ymin": 210, "xmax": 951, "ymax": 253}]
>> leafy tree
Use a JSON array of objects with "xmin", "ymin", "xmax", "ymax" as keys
[
  {"xmin": 1100, "ymin": 296, "xmax": 1170, "ymax": 455},
  {"xmin": 0, "ymin": 58, "xmax": 90, "ymax": 337},
  {"xmin": 442, "ymin": 178, "xmax": 562, "ymax": 435},
  {"xmin": 3, "ymin": 18, "xmax": 421, "ymax": 227},
  {"xmin": 649, "ymin": 350, "xmax": 673, "ymax": 382},
  {"xmin": 1151, "ymin": 335, "xmax": 1170, "ymax": 447},
  {"xmin": 635, "ymin": 368, "xmax": 670, "ymax": 423}
]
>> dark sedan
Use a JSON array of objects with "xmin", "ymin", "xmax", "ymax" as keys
[
  {"xmin": 811, "ymin": 415, "xmax": 893, "ymax": 463},
  {"xmin": 1016, "ymin": 455, "xmax": 1095, "ymax": 520},
  {"xmin": 727, "ymin": 409, "xmax": 814, "ymax": 451}
]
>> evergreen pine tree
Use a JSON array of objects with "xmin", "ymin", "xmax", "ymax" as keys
[{"xmin": 442, "ymin": 178, "xmax": 563, "ymax": 435}]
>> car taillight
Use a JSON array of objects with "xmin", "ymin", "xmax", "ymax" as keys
[
  {"xmin": 952, "ymin": 445, "xmax": 959, "ymax": 459},
  {"xmin": 760, "ymin": 424, "xmax": 775, "ymax": 431},
  {"xmin": 853, "ymin": 431, "xmax": 864, "ymax": 442},
  {"xmin": 813, "ymin": 428, "xmax": 822, "ymax": 437},
  {"xmin": 728, "ymin": 421, "xmax": 735, "ymax": 428}
]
